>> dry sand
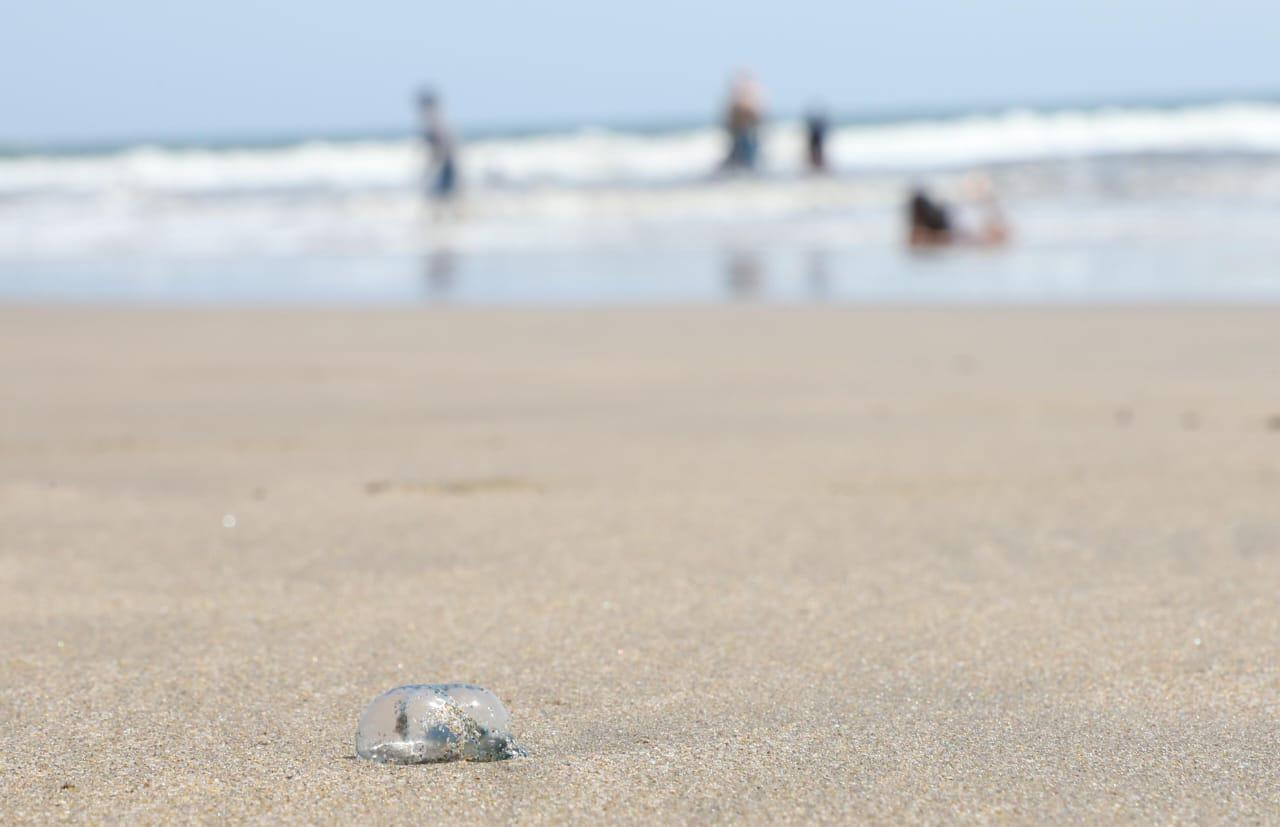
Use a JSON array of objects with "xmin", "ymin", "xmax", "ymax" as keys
[{"xmin": 2, "ymin": 306, "xmax": 1278, "ymax": 824}]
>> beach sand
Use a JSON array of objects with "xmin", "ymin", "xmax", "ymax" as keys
[{"xmin": 2, "ymin": 306, "xmax": 1278, "ymax": 823}]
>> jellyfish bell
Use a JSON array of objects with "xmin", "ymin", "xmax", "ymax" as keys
[{"xmin": 356, "ymin": 683, "xmax": 524, "ymax": 764}]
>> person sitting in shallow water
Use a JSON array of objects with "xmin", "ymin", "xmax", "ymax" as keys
[
  {"xmin": 907, "ymin": 189, "xmax": 954, "ymax": 247},
  {"xmin": 907, "ymin": 174, "xmax": 1009, "ymax": 248}
]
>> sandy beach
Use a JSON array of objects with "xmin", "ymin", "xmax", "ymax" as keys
[{"xmin": 2, "ymin": 305, "xmax": 1278, "ymax": 823}]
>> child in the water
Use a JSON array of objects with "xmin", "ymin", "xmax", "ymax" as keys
[{"xmin": 907, "ymin": 173, "xmax": 1009, "ymax": 248}]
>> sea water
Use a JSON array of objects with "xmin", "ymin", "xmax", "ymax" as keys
[{"xmin": 5, "ymin": 99, "xmax": 1280, "ymax": 304}]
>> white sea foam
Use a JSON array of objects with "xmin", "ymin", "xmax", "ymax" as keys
[
  {"xmin": 4, "ymin": 101, "xmax": 1280, "ymax": 269},
  {"xmin": 6, "ymin": 101, "xmax": 1280, "ymax": 198}
]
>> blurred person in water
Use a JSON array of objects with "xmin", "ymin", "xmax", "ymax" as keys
[
  {"xmin": 805, "ymin": 107, "xmax": 829, "ymax": 173},
  {"xmin": 418, "ymin": 89, "xmax": 459, "ymax": 208},
  {"xmin": 721, "ymin": 72, "xmax": 765, "ymax": 172},
  {"xmin": 906, "ymin": 173, "xmax": 1009, "ymax": 249}
]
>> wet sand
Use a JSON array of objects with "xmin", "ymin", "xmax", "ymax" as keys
[{"xmin": 2, "ymin": 306, "xmax": 1278, "ymax": 823}]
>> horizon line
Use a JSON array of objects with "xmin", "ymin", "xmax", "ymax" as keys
[{"xmin": 3, "ymin": 87, "xmax": 1279, "ymax": 155}]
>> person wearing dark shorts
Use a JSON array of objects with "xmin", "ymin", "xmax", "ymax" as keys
[
  {"xmin": 433, "ymin": 155, "xmax": 456, "ymax": 199},
  {"xmin": 418, "ymin": 90, "xmax": 458, "ymax": 201},
  {"xmin": 806, "ymin": 109, "xmax": 829, "ymax": 172}
]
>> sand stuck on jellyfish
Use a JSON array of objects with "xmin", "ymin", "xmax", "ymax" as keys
[{"xmin": 355, "ymin": 683, "xmax": 525, "ymax": 764}]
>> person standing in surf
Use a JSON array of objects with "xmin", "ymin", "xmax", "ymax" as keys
[
  {"xmin": 805, "ymin": 108, "xmax": 829, "ymax": 173},
  {"xmin": 721, "ymin": 72, "xmax": 765, "ymax": 172},
  {"xmin": 417, "ymin": 89, "xmax": 458, "ymax": 207}
]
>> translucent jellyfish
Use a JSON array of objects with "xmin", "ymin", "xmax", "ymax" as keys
[{"xmin": 355, "ymin": 683, "xmax": 524, "ymax": 764}]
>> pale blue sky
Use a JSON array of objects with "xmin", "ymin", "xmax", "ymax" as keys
[{"xmin": 3, "ymin": 0, "xmax": 1277, "ymax": 141}]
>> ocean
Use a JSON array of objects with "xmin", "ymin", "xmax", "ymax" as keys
[{"xmin": 4, "ymin": 98, "xmax": 1280, "ymax": 304}]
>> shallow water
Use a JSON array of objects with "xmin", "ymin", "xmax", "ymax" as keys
[
  {"xmin": 6, "ymin": 103, "xmax": 1280, "ymax": 305},
  {"xmin": 6, "ymin": 202, "xmax": 1279, "ymax": 306}
]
